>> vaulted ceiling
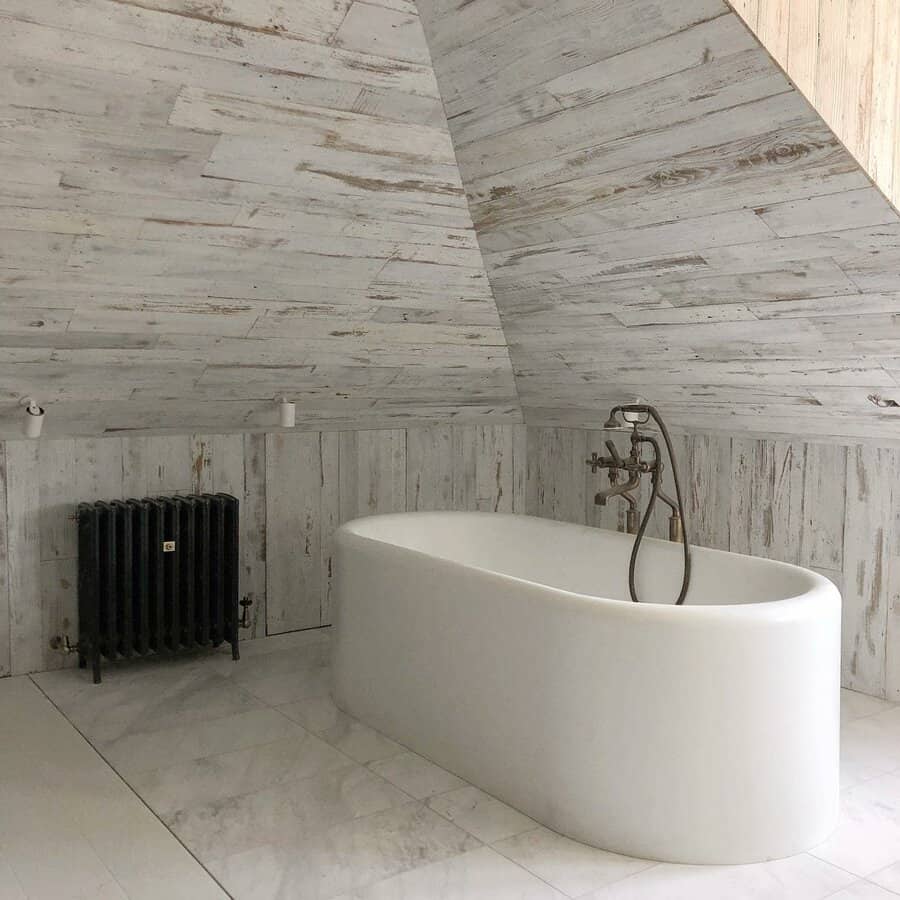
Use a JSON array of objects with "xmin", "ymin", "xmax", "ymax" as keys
[
  {"xmin": 0, "ymin": 0, "xmax": 519, "ymax": 437},
  {"xmin": 3, "ymin": 0, "xmax": 900, "ymax": 441},
  {"xmin": 417, "ymin": 0, "xmax": 900, "ymax": 441}
]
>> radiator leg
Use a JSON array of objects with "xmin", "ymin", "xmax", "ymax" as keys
[
  {"xmin": 231, "ymin": 637, "xmax": 240, "ymax": 662},
  {"xmin": 78, "ymin": 653, "xmax": 86, "ymax": 669},
  {"xmin": 92, "ymin": 650, "xmax": 102, "ymax": 685}
]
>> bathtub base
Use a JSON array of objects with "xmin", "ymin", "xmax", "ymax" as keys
[{"xmin": 333, "ymin": 512, "xmax": 842, "ymax": 865}]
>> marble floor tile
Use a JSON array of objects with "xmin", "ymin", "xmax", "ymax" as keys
[
  {"xmin": 841, "ymin": 708, "xmax": 900, "ymax": 774},
  {"xmin": 841, "ymin": 690, "xmax": 896, "ymax": 726},
  {"xmin": 98, "ymin": 706, "xmax": 306, "ymax": 776},
  {"xmin": 235, "ymin": 660, "xmax": 332, "ymax": 706},
  {"xmin": 332, "ymin": 845, "xmax": 567, "ymax": 899},
  {"xmin": 0, "ymin": 850, "xmax": 26, "ymax": 900},
  {"xmin": 34, "ymin": 666, "xmax": 264, "ymax": 744},
  {"xmin": 1, "ymin": 836, "xmax": 126, "ymax": 900},
  {"xmin": 111, "ymin": 871, "xmax": 228, "ymax": 900},
  {"xmin": 427, "ymin": 785, "xmax": 537, "ymax": 843},
  {"xmin": 0, "ymin": 677, "xmax": 224, "ymax": 900},
  {"xmin": 168, "ymin": 763, "xmax": 411, "ymax": 859},
  {"xmin": 128, "ymin": 730, "xmax": 350, "ymax": 818},
  {"xmin": 841, "ymin": 750, "xmax": 888, "ymax": 790},
  {"xmin": 207, "ymin": 802, "xmax": 481, "ymax": 900},
  {"xmin": 87, "ymin": 812, "xmax": 228, "ymax": 900},
  {"xmin": 236, "ymin": 627, "xmax": 332, "ymax": 659},
  {"xmin": 810, "ymin": 773, "xmax": 900, "ymax": 877},
  {"xmin": 827, "ymin": 882, "xmax": 900, "ymax": 899},
  {"xmin": 870, "ymin": 861, "xmax": 900, "ymax": 894},
  {"xmin": 229, "ymin": 644, "xmax": 332, "ymax": 682},
  {"xmin": 23, "ymin": 639, "xmax": 900, "ymax": 900},
  {"xmin": 278, "ymin": 696, "xmax": 404, "ymax": 764},
  {"xmin": 580, "ymin": 853, "xmax": 855, "ymax": 899},
  {"xmin": 493, "ymin": 826, "xmax": 656, "ymax": 897},
  {"xmin": 370, "ymin": 751, "xmax": 467, "ymax": 799}
]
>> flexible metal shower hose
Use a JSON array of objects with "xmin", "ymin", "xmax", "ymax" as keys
[{"xmin": 626, "ymin": 407, "xmax": 692, "ymax": 605}]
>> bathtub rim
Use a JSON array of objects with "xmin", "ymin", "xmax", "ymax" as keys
[{"xmin": 336, "ymin": 511, "xmax": 840, "ymax": 622}]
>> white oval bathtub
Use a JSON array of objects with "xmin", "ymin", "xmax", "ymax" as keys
[{"xmin": 332, "ymin": 512, "xmax": 840, "ymax": 864}]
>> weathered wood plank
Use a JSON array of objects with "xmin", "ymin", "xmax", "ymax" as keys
[
  {"xmin": 841, "ymin": 445, "xmax": 897, "ymax": 696},
  {"xmin": 800, "ymin": 441, "xmax": 847, "ymax": 571},
  {"xmin": 406, "ymin": 425, "xmax": 453, "ymax": 511},
  {"xmin": 525, "ymin": 426, "xmax": 588, "ymax": 523},
  {"xmin": 869, "ymin": 0, "xmax": 900, "ymax": 203},
  {"xmin": 122, "ymin": 436, "xmax": 192, "ymax": 497},
  {"xmin": 0, "ymin": 0, "xmax": 518, "ymax": 438},
  {"xmin": 755, "ymin": 187, "xmax": 897, "ymax": 237},
  {"xmin": 338, "ymin": 429, "xmax": 407, "ymax": 522},
  {"xmin": 264, "ymin": 433, "xmax": 327, "ymax": 634},
  {"xmin": 5, "ymin": 440, "xmax": 42, "ymax": 674},
  {"xmin": 451, "ymin": 424, "xmax": 515, "ymax": 513},
  {"xmin": 511, "ymin": 424, "xmax": 528, "ymax": 515},
  {"xmin": 318, "ymin": 431, "xmax": 340, "ymax": 627},
  {"xmin": 0, "ymin": 444, "xmax": 9, "ymax": 676},
  {"xmin": 685, "ymin": 432, "xmax": 732, "ymax": 551},
  {"xmin": 334, "ymin": 2, "xmax": 431, "ymax": 64}
]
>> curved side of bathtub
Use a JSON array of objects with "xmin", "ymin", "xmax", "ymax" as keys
[{"xmin": 331, "ymin": 516, "xmax": 840, "ymax": 865}]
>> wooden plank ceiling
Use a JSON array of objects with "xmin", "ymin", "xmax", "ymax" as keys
[
  {"xmin": 416, "ymin": 0, "xmax": 900, "ymax": 441},
  {"xmin": 0, "ymin": 0, "xmax": 520, "ymax": 437}
]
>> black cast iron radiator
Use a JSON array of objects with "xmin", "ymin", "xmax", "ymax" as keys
[{"xmin": 77, "ymin": 493, "xmax": 241, "ymax": 683}]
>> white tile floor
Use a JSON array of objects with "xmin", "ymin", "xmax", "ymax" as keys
[
  {"xmin": 0, "ymin": 676, "xmax": 225, "ymax": 900},
  {"xmin": 4, "ymin": 629, "xmax": 896, "ymax": 899}
]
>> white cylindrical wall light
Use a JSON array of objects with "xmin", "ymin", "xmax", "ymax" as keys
[
  {"xmin": 21, "ymin": 397, "xmax": 45, "ymax": 438},
  {"xmin": 279, "ymin": 397, "xmax": 296, "ymax": 429}
]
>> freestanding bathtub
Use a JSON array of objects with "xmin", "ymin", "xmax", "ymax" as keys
[{"xmin": 332, "ymin": 512, "xmax": 840, "ymax": 865}]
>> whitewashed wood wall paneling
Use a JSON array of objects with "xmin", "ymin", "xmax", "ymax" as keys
[
  {"xmin": 4, "ymin": 441, "xmax": 41, "ymax": 675},
  {"xmin": 0, "ymin": 444, "xmax": 9, "ymax": 677},
  {"xmin": 416, "ymin": 0, "xmax": 900, "ymax": 442},
  {"xmin": 0, "ymin": 434, "xmax": 269, "ymax": 675},
  {"xmin": 0, "ymin": 0, "xmax": 520, "ymax": 438},
  {"xmin": 525, "ymin": 426, "xmax": 900, "ymax": 700},
  {"xmin": 265, "ymin": 433, "xmax": 338, "ymax": 634},
  {"xmin": 0, "ymin": 424, "xmax": 527, "ymax": 671}
]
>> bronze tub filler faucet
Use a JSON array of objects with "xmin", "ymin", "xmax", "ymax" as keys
[
  {"xmin": 586, "ymin": 403, "xmax": 691, "ymax": 604},
  {"xmin": 587, "ymin": 432, "xmax": 683, "ymax": 542}
]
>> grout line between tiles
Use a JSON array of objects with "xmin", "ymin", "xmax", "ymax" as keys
[{"xmin": 28, "ymin": 673, "xmax": 236, "ymax": 900}]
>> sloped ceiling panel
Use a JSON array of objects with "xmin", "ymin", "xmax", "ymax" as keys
[
  {"xmin": 417, "ymin": 0, "xmax": 900, "ymax": 441},
  {"xmin": 0, "ymin": 0, "xmax": 520, "ymax": 437}
]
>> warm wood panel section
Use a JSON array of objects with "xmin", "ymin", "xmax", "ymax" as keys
[
  {"xmin": 0, "ymin": 0, "xmax": 519, "ymax": 437},
  {"xmin": 525, "ymin": 425, "xmax": 900, "ymax": 700},
  {"xmin": 417, "ymin": 0, "xmax": 900, "ymax": 441},
  {"xmin": 733, "ymin": 0, "xmax": 900, "ymax": 210}
]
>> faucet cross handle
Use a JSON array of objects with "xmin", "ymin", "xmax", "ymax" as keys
[{"xmin": 586, "ymin": 452, "xmax": 603, "ymax": 473}]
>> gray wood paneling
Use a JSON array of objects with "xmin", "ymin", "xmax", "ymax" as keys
[
  {"xmin": 5, "ymin": 441, "xmax": 41, "ymax": 674},
  {"xmin": 841, "ymin": 446, "xmax": 897, "ymax": 695},
  {"xmin": 416, "ymin": 0, "xmax": 900, "ymax": 442},
  {"xmin": 265, "ymin": 433, "xmax": 338, "ymax": 634},
  {"xmin": 0, "ymin": 0, "xmax": 520, "ymax": 437},
  {"xmin": 0, "ymin": 444, "xmax": 9, "ymax": 676},
  {"xmin": 524, "ymin": 425, "xmax": 900, "ymax": 700},
  {"xmin": 0, "ymin": 423, "xmax": 527, "ymax": 670}
]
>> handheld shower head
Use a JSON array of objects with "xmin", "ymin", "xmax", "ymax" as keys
[{"xmin": 603, "ymin": 412, "xmax": 620, "ymax": 429}]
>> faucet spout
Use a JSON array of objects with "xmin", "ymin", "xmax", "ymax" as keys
[{"xmin": 594, "ymin": 475, "xmax": 639, "ymax": 507}]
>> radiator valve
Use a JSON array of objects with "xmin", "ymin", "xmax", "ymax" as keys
[
  {"xmin": 239, "ymin": 594, "xmax": 254, "ymax": 629},
  {"xmin": 49, "ymin": 634, "xmax": 79, "ymax": 654}
]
